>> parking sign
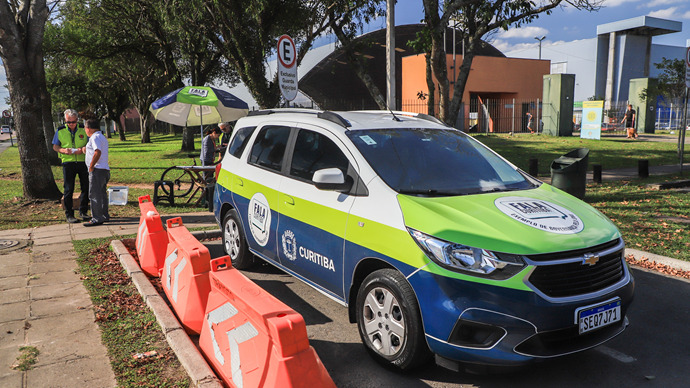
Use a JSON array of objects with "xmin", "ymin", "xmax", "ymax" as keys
[{"xmin": 277, "ymin": 35, "xmax": 298, "ymax": 101}]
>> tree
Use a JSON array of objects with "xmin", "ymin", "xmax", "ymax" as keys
[
  {"xmin": 421, "ymin": 0, "xmax": 601, "ymax": 125},
  {"xmin": 0, "ymin": 0, "xmax": 62, "ymax": 200},
  {"xmin": 199, "ymin": 0, "xmax": 382, "ymax": 109},
  {"xmin": 326, "ymin": 1, "xmax": 387, "ymax": 109},
  {"xmin": 640, "ymin": 57, "xmax": 686, "ymax": 106}
]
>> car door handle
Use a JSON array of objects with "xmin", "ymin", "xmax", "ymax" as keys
[
  {"xmin": 235, "ymin": 177, "xmax": 243, "ymax": 186},
  {"xmin": 283, "ymin": 194, "xmax": 294, "ymax": 206}
]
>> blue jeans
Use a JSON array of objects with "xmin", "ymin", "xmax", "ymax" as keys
[
  {"xmin": 89, "ymin": 168, "xmax": 110, "ymax": 223},
  {"xmin": 62, "ymin": 162, "xmax": 89, "ymax": 216}
]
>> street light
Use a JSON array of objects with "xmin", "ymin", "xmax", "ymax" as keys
[{"xmin": 535, "ymin": 36, "xmax": 546, "ymax": 60}]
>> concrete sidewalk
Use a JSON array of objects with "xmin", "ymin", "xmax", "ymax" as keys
[{"xmin": 0, "ymin": 212, "xmax": 217, "ymax": 388}]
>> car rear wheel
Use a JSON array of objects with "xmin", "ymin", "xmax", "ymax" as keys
[
  {"xmin": 356, "ymin": 269, "xmax": 431, "ymax": 370},
  {"xmin": 222, "ymin": 209, "xmax": 255, "ymax": 269}
]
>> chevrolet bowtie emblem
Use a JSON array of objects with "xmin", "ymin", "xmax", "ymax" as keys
[{"xmin": 583, "ymin": 253, "xmax": 599, "ymax": 266}]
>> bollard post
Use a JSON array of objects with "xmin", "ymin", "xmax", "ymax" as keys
[
  {"xmin": 593, "ymin": 164, "xmax": 602, "ymax": 183},
  {"xmin": 529, "ymin": 158, "xmax": 539, "ymax": 177},
  {"xmin": 638, "ymin": 160, "xmax": 649, "ymax": 178}
]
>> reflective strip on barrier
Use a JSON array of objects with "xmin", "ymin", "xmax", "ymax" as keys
[
  {"xmin": 164, "ymin": 249, "xmax": 178, "ymax": 290},
  {"xmin": 207, "ymin": 302, "xmax": 239, "ymax": 365},
  {"xmin": 228, "ymin": 322, "xmax": 259, "ymax": 388},
  {"xmin": 172, "ymin": 257, "xmax": 187, "ymax": 303},
  {"xmin": 160, "ymin": 217, "xmax": 212, "ymax": 334},
  {"xmin": 199, "ymin": 261, "xmax": 336, "ymax": 388}
]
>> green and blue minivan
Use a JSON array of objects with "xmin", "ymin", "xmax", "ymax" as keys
[{"xmin": 213, "ymin": 109, "xmax": 634, "ymax": 371}]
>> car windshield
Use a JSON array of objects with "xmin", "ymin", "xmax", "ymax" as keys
[{"xmin": 347, "ymin": 128, "xmax": 536, "ymax": 196}]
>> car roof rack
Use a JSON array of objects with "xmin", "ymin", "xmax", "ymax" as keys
[
  {"xmin": 354, "ymin": 110, "xmax": 448, "ymax": 127},
  {"xmin": 318, "ymin": 111, "xmax": 351, "ymax": 128},
  {"xmin": 247, "ymin": 109, "xmax": 351, "ymax": 128}
]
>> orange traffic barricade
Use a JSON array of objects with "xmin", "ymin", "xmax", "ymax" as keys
[
  {"xmin": 198, "ymin": 257, "xmax": 335, "ymax": 388},
  {"xmin": 160, "ymin": 217, "xmax": 212, "ymax": 334},
  {"xmin": 135, "ymin": 195, "xmax": 168, "ymax": 276}
]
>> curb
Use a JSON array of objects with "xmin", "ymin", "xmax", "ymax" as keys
[
  {"xmin": 110, "ymin": 237, "xmax": 223, "ymax": 388},
  {"xmin": 625, "ymin": 248, "xmax": 690, "ymax": 273}
]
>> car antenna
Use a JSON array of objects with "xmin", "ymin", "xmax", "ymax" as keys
[{"xmin": 388, "ymin": 108, "xmax": 401, "ymax": 122}]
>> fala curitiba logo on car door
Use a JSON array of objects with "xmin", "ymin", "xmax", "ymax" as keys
[
  {"xmin": 248, "ymin": 192, "xmax": 271, "ymax": 246},
  {"xmin": 494, "ymin": 196, "xmax": 584, "ymax": 234},
  {"xmin": 282, "ymin": 230, "xmax": 335, "ymax": 271}
]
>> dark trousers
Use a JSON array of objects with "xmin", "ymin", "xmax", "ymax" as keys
[
  {"xmin": 62, "ymin": 162, "xmax": 89, "ymax": 216},
  {"xmin": 89, "ymin": 168, "xmax": 110, "ymax": 223}
]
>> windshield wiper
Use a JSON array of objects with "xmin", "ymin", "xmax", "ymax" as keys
[{"xmin": 397, "ymin": 189, "xmax": 466, "ymax": 196}]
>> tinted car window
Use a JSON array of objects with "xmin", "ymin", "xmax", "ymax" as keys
[
  {"xmin": 290, "ymin": 129, "xmax": 350, "ymax": 181},
  {"xmin": 347, "ymin": 128, "xmax": 534, "ymax": 196},
  {"xmin": 248, "ymin": 125, "xmax": 291, "ymax": 172},
  {"xmin": 228, "ymin": 126, "xmax": 256, "ymax": 159}
]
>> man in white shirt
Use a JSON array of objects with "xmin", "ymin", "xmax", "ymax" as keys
[{"xmin": 82, "ymin": 119, "xmax": 110, "ymax": 226}]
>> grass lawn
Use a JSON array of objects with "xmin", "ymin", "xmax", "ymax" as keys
[
  {"xmin": 474, "ymin": 133, "xmax": 681, "ymax": 176},
  {"xmin": 0, "ymin": 134, "xmax": 207, "ymax": 229},
  {"xmin": 73, "ymin": 237, "xmax": 189, "ymax": 388}
]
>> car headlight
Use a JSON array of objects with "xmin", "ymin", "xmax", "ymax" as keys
[{"xmin": 408, "ymin": 228, "xmax": 525, "ymax": 280}]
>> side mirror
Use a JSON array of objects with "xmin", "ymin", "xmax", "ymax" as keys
[{"xmin": 313, "ymin": 168, "xmax": 352, "ymax": 191}]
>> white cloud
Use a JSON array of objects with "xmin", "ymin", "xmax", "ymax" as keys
[
  {"xmin": 682, "ymin": 11, "xmax": 690, "ymax": 19},
  {"xmin": 496, "ymin": 26, "xmax": 549, "ymax": 39},
  {"xmin": 644, "ymin": 0, "xmax": 685, "ymax": 7},
  {"xmin": 648, "ymin": 7, "xmax": 678, "ymax": 18},
  {"xmin": 602, "ymin": 0, "xmax": 642, "ymax": 7}
]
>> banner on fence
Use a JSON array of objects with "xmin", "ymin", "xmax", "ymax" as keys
[{"xmin": 581, "ymin": 100, "xmax": 604, "ymax": 140}]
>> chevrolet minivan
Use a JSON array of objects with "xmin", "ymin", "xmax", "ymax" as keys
[{"xmin": 213, "ymin": 109, "xmax": 634, "ymax": 371}]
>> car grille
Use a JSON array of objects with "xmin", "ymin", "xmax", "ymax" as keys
[{"xmin": 527, "ymin": 241, "xmax": 625, "ymax": 298}]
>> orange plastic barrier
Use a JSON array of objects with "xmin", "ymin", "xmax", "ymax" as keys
[
  {"xmin": 135, "ymin": 195, "xmax": 168, "ymax": 276},
  {"xmin": 160, "ymin": 217, "xmax": 212, "ymax": 334},
  {"xmin": 199, "ymin": 257, "xmax": 335, "ymax": 388}
]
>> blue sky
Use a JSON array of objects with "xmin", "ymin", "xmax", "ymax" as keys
[{"xmin": 1, "ymin": 0, "xmax": 688, "ymax": 114}]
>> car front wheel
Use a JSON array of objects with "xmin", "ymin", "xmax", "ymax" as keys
[
  {"xmin": 356, "ymin": 268, "xmax": 431, "ymax": 370},
  {"xmin": 222, "ymin": 209, "xmax": 255, "ymax": 269}
]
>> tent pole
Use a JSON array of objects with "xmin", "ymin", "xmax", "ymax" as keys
[{"xmin": 199, "ymin": 105, "xmax": 204, "ymax": 141}]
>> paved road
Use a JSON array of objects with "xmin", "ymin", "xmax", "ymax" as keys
[{"xmin": 205, "ymin": 241, "xmax": 690, "ymax": 388}]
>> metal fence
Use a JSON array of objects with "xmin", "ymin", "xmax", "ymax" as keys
[{"xmin": 401, "ymin": 98, "xmax": 550, "ymax": 133}]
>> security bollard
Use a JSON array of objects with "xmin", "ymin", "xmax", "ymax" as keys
[
  {"xmin": 638, "ymin": 160, "xmax": 649, "ymax": 178},
  {"xmin": 529, "ymin": 158, "xmax": 539, "ymax": 177},
  {"xmin": 593, "ymin": 164, "xmax": 602, "ymax": 183}
]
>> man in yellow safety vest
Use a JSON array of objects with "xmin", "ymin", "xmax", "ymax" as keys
[{"xmin": 52, "ymin": 109, "xmax": 90, "ymax": 223}]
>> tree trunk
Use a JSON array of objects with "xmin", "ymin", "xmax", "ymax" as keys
[
  {"xmin": 447, "ymin": 41, "xmax": 478, "ymax": 126},
  {"xmin": 425, "ymin": 52, "xmax": 435, "ymax": 116},
  {"xmin": 11, "ymin": 77, "xmax": 62, "ymax": 200},
  {"xmin": 39, "ymin": 82, "xmax": 60, "ymax": 165},
  {"xmin": 0, "ymin": 0, "xmax": 62, "ymax": 200},
  {"xmin": 329, "ymin": 19, "xmax": 387, "ymax": 110},
  {"xmin": 181, "ymin": 126, "xmax": 195, "ymax": 151}
]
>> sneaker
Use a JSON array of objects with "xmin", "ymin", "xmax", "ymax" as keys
[
  {"xmin": 66, "ymin": 215, "xmax": 79, "ymax": 224},
  {"xmin": 83, "ymin": 219, "xmax": 103, "ymax": 227},
  {"xmin": 79, "ymin": 212, "xmax": 90, "ymax": 221}
]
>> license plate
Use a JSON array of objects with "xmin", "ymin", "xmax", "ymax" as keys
[{"xmin": 577, "ymin": 299, "xmax": 621, "ymax": 334}]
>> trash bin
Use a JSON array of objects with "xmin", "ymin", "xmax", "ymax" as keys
[{"xmin": 550, "ymin": 148, "xmax": 589, "ymax": 199}]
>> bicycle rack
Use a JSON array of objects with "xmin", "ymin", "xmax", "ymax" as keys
[{"xmin": 153, "ymin": 180, "xmax": 174, "ymax": 206}]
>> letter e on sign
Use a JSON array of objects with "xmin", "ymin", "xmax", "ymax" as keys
[{"xmin": 278, "ymin": 35, "xmax": 298, "ymax": 101}]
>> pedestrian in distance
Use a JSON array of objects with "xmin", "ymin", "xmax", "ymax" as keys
[
  {"xmin": 621, "ymin": 104, "xmax": 637, "ymax": 139},
  {"xmin": 82, "ymin": 119, "xmax": 110, "ymax": 227},
  {"xmin": 52, "ymin": 109, "xmax": 89, "ymax": 224},
  {"xmin": 218, "ymin": 122, "xmax": 233, "ymax": 149},
  {"xmin": 201, "ymin": 126, "xmax": 222, "ymax": 167},
  {"xmin": 526, "ymin": 112, "xmax": 535, "ymax": 134}
]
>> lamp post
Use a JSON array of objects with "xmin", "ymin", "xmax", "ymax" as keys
[{"xmin": 535, "ymin": 36, "xmax": 546, "ymax": 60}]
